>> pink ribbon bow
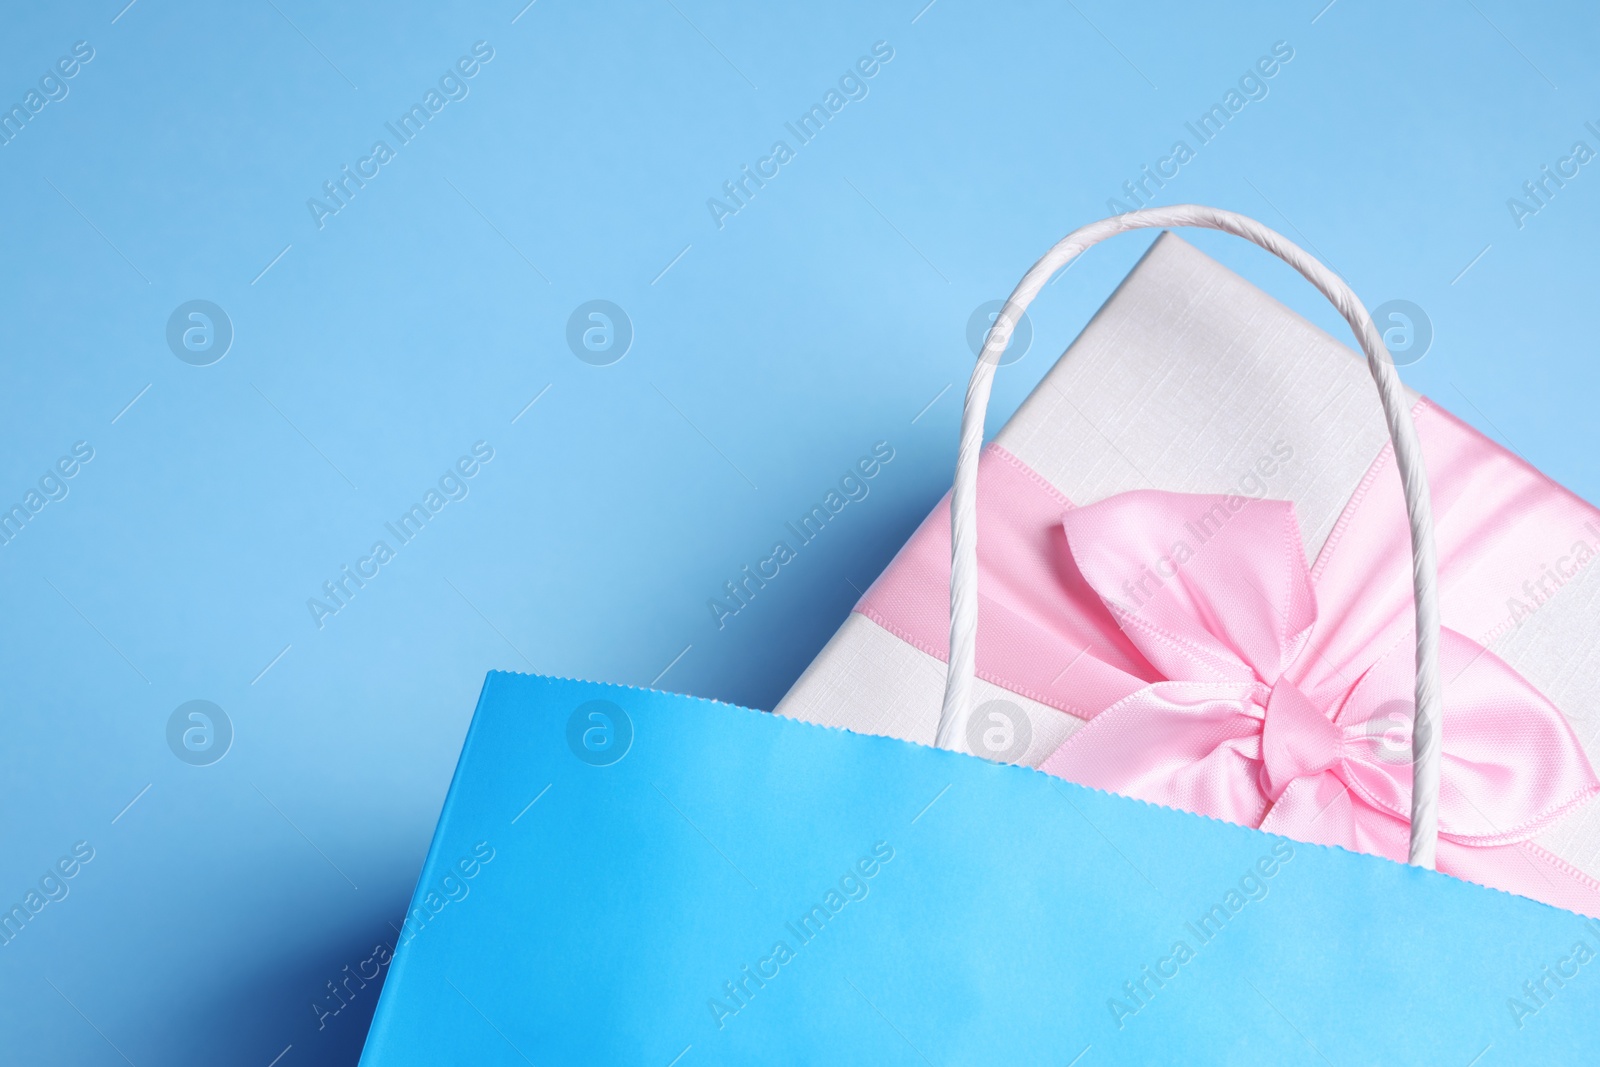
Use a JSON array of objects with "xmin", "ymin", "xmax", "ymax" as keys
[
  {"xmin": 855, "ymin": 400, "xmax": 1600, "ymax": 913},
  {"xmin": 1038, "ymin": 489, "xmax": 1599, "ymax": 907}
]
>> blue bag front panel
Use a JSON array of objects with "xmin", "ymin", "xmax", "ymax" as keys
[{"xmin": 361, "ymin": 673, "xmax": 1600, "ymax": 1064}]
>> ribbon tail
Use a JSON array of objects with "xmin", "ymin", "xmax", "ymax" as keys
[
  {"xmin": 1267, "ymin": 781, "xmax": 1600, "ymax": 919},
  {"xmin": 1260, "ymin": 773, "xmax": 1410, "ymax": 862},
  {"xmin": 1437, "ymin": 838, "xmax": 1600, "ymax": 921},
  {"xmin": 1040, "ymin": 682, "xmax": 1269, "ymax": 828}
]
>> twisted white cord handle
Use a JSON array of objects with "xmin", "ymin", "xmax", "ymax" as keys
[{"xmin": 933, "ymin": 206, "xmax": 1443, "ymax": 869}]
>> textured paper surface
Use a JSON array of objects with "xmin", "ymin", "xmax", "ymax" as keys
[
  {"xmin": 360, "ymin": 674, "xmax": 1600, "ymax": 1064},
  {"xmin": 776, "ymin": 232, "xmax": 1600, "ymax": 883}
]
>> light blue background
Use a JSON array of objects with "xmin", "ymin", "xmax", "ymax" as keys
[{"xmin": 0, "ymin": 1, "xmax": 1594, "ymax": 1063}]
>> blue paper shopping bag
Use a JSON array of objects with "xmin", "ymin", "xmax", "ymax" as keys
[
  {"xmin": 359, "ymin": 673, "xmax": 1600, "ymax": 1064},
  {"xmin": 362, "ymin": 208, "xmax": 1600, "ymax": 1062}
]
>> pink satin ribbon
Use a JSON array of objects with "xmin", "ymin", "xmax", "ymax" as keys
[{"xmin": 858, "ymin": 399, "xmax": 1600, "ymax": 914}]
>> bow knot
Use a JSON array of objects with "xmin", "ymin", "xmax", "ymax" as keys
[{"xmin": 1260, "ymin": 679, "xmax": 1342, "ymax": 802}]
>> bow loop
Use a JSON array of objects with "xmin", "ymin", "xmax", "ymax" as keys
[
  {"xmin": 1060, "ymin": 491, "xmax": 1315, "ymax": 687},
  {"xmin": 1329, "ymin": 627, "xmax": 1600, "ymax": 846}
]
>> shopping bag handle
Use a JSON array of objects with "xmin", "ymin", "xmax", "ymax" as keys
[{"xmin": 934, "ymin": 206, "xmax": 1444, "ymax": 869}]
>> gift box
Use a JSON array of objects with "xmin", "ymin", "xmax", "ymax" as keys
[{"xmin": 776, "ymin": 224, "xmax": 1600, "ymax": 914}]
